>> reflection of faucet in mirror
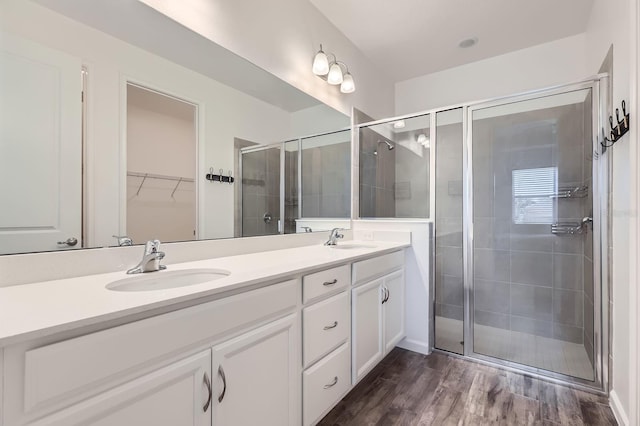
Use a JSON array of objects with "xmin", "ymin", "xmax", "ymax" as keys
[
  {"xmin": 127, "ymin": 240, "xmax": 167, "ymax": 274},
  {"xmin": 301, "ymin": 226, "xmax": 313, "ymax": 233},
  {"xmin": 324, "ymin": 228, "xmax": 344, "ymax": 246},
  {"xmin": 113, "ymin": 235, "xmax": 133, "ymax": 246}
]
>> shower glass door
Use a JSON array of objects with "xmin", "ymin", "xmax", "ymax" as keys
[
  {"xmin": 240, "ymin": 145, "xmax": 282, "ymax": 237},
  {"xmin": 469, "ymin": 87, "xmax": 597, "ymax": 381}
]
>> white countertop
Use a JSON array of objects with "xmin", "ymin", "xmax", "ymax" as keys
[{"xmin": 0, "ymin": 240, "xmax": 408, "ymax": 347}]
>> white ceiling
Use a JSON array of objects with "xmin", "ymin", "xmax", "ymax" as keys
[{"xmin": 310, "ymin": 0, "xmax": 594, "ymax": 82}]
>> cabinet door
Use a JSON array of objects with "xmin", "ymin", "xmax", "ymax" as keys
[
  {"xmin": 383, "ymin": 270, "xmax": 405, "ymax": 354},
  {"xmin": 31, "ymin": 350, "xmax": 212, "ymax": 426},
  {"xmin": 212, "ymin": 314, "xmax": 299, "ymax": 426},
  {"xmin": 351, "ymin": 279, "xmax": 384, "ymax": 384}
]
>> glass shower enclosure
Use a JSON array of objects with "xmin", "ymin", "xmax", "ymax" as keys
[{"xmin": 430, "ymin": 78, "xmax": 608, "ymax": 389}]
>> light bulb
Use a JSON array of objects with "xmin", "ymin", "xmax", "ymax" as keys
[
  {"xmin": 393, "ymin": 120, "xmax": 405, "ymax": 129},
  {"xmin": 312, "ymin": 47, "xmax": 329, "ymax": 76},
  {"xmin": 327, "ymin": 62, "xmax": 343, "ymax": 85},
  {"xmin": 417, "ymin": 133, "xmax": 430, "ymax": 148},
  {"xmin": 340, "ymin": 72, "xmax": 355, "ymax": 93}
]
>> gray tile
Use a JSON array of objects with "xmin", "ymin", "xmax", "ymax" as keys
[
  {"xmin": 474, "ymin": 310, "xmax": 509, "ymax": 330},
  {"xmin": 553, "ymin": 253, "xmax": 583, "ymax": 291},
  {"xmin": 511, "ymin": 251, "xmax": 553, "ymax": 287},
  {"xmin": 510, "ymin": 224, "xmax": 553, "ymax": 252},
  {"xmin": 584, "ymin": 333, "xmax": 595, "ymax": 365},
  {"xmin": 553, "ymin": 323, "xmax": 583, "ymax": 344},
  {"xmin": 510, "ymin": 283, "xmax": 553, "ymax": 322},
  {"xmin": 438, "ymin": 303, "xmax": 463, "ymax": 321},
  {"xmin": 553, "ymin": 233, "xmax": 583, "ymax": 254},
  {"xmin": 474, "ymin": 279, "xmax": 510, "ymax": 314},
  {"xmin": 442, "ymin": 246, "xmax": 464, "ymax": 278},
  {"xmin": 474, "ymin": 249, "xmax": 510, "ymax": 282},
  {"xmin": 584, "ymin": 296, "xmax": 594, "ymax": 342},
  {"xmin": 474, "ymin": 218, "xmax": 510, "ymax": 250},
  {"xmin": 584, "ymin": 258, "xmax": 593, "ymax": 301},
  {"xmin": 553, "ymin": 289, "xmax": 583, "ymax": 327},
  {"xmin": 441, "ymin": 275, "xmax": 464, "ymax": 307},
  {"xmin": 510, "ymin": 316, "xmax": 553, "ymax": 338}
]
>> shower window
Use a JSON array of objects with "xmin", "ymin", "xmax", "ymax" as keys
[{"xmin": 512, "ymin": 166, "xmax": 557, "ymax": 225}]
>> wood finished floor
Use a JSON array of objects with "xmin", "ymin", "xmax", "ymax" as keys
[{"xmin": 318, "ymin": 348, "xmax": 616, "ymax": 426}]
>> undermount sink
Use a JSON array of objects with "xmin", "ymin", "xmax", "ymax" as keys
[
  {"xmin": 106, "ymin": 268, "xmax": 231, "ymax": 292},
  {"xmin": 328, "ymin": 243, "xmax": 376, "ymax": 250}
]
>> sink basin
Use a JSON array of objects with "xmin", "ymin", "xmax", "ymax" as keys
[
  {"xmin": 106, "ymin": 268, "xmax": 230, "ymax": 292},
  {"xmin": 328, "ymin": 243, "xmax": 376, "ymax": 250}
]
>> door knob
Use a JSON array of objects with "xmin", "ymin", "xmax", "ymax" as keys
[{"xmin": 57, "ymin": 237, "xmax": 78, "ymax": 247}]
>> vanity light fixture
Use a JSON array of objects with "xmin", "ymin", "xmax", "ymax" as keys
[{"xmin": 312, "ymin": 44, "xmax": 356, "ymax": 93}]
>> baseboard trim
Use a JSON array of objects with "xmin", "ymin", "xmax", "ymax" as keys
[
  {"xmin": 397, "ymin": 338, "xmax": 430, "ymax": 355},
  {"xmin": 610, "ymin": 390, "xmax": 630, "ymax": 426}
]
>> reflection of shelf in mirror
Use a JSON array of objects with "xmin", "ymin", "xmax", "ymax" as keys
[
  {"xmin": 127, "ymin": 171, "xmax": 194, "ymax": 197},
  {"xmin": 127, "ymin": 171, "xmax": 195, "ymax": 183}
]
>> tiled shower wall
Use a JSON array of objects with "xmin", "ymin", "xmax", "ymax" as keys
[
  {"xmin": 359, "ymin": 127, "xmax": 396, "ymax": 217},
  {"xmin": 241, "ymin": 148, "xmax": 280, "ymax": 237},
  {"xmin": 301, "ymin": 142, "xmax": 351, "ymax": 218},
  {"xmin": 436, "ymin": 98, "xmax": 595, "ymax": 347},
  {"xmin": 470, "ymin": 101, "xmax": 590, "ymax": 344},
  {"xmin": 284, "ymin": 150, "xmax": 298, "ymax": 234}
]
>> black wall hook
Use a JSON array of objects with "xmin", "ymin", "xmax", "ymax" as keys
[{"xmin": 601, "ymin": 100, "xmax": 630, "ymax": 153}]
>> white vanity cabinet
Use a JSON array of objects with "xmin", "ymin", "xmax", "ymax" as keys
[
  {"xmin": 28, "ymin": 350, "xmax": 213, "ymax": 426},
  {"xmin": 211, "ymin": 314, "xmax": 298, "ymax": 426},
  {"xmin": 351, "ymin": 252, "xmax": 405, "ymax": 384},
  {"xmin": 3, "ymin": 280, "xmax": 299, "ymax": 426},
  {"xmin": 301, "ymin": 265, "xmax": 351, "ymax": 426}
]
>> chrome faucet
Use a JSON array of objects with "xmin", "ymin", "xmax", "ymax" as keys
[
  {"xmin": 324, "ymin": 228, "xmax": 344, "ymax": 246},
  {"xmin": 127, "ymin": 240, "xmax": 166, "ymax": 274},
  {"xmin": 113, "ymin": 235, "xmax": 133, "ymax": 246}
]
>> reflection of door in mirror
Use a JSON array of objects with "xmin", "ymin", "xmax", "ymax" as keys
[
  {"xmin": 0, "ymin": 34, "xmax": 82, "ymax": 254},
  {"xmin": 126, "ymin": 84, "xmax": 197, "ymax": 244}
]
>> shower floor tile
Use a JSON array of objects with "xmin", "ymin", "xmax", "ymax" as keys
[{"xmin": 435, "ymin": 316, "xmax": 594, "ymax": 381}]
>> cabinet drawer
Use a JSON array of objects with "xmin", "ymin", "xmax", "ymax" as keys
[
  {"xmin": 303, "ymin": 343, "xmax": 350, "ymax": 426},
  {"xmin": 303, "ymin": 291, "xmax": 349, "ymax": 368},
  {"xmin": 352, "ymin": 250, "xmax": 403, "ymax": 286},
  {"xmin": 17, "ymin": 280, "xmax": 298, "ymax": 416},
  {"xmin": 303, "ymin": 264, "xmax": 350, "ymax": 304}
]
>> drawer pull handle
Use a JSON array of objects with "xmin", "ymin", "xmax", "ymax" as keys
[
  {"xmin": 203, "ymin": 372, "xmax": 212, "ymax": 412},
  {"xmin": 323, "ymin": 321, "xmax": 338, "ymax": 330},
  {"xmin": 218, "ymin": 365, "xmax": 227, "ymax": 403},
  {"xmin": 324, "ymin": 376, "xmax": 339, "ymax": 389},
  {"xmin": 384, "ymin": 287, "xmax": 390, "ymax": 303},
  {"xmin": 323, "ymin": 279, "xmax": 338, "ymax": 286}
]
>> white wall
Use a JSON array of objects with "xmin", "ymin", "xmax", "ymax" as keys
[
  {"xmin": 584, "ymin": 0, "xmax": 637, "ymax": 424},
  {"xmin": 290, "ymin": 104, "xmax": 350, "ymax": 138},
  {"xmin": 353, "ymin": 221, "xmax": 432, "ymax": 354},
  {"xmin": 395, "ymin": 34, "xmax": 589, "ymax": 114},
  {"xmin": 1, "ymin": 0, "xmax": 296, "ymax": 246},
  {"xmin": 138, "ymin": 0, "xmax": 395, "ymax": 120}
]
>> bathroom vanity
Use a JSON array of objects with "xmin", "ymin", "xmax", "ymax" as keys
[{"xmin": 0, "ymin": 240, "xmax": 408, "ymax": 426}]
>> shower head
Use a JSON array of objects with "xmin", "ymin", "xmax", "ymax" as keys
[{"xmin": 374, "ymin": 139, "xmax": 394, "ymax": 155}]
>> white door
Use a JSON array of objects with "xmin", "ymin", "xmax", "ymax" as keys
[
  {"xmin": 212, "ymin": 314, "xmax": 299, "ymax": 426},
  {"xmin": 31, "ymin": 350, "xmax": 212, "ymax": 426},
  {"xmin": 351, "ymin": 279, "xmax": 384, "ymax": 384},
  {"xmin": 0, "ymin": 33, "xmax": 82, "ymax": 254},
  {"xmin": 383, "ymin": 270, "xmax": 405, "ymax": 354}
]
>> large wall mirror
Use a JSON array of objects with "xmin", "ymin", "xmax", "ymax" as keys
[{"xmin": 0, "ymin": 0, "xmax": 351, "ymax": 255}]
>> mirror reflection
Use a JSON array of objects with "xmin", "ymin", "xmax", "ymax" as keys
[{"xmin": 0, "ymin": 0, "xmax": 351, "ymax": 255}]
